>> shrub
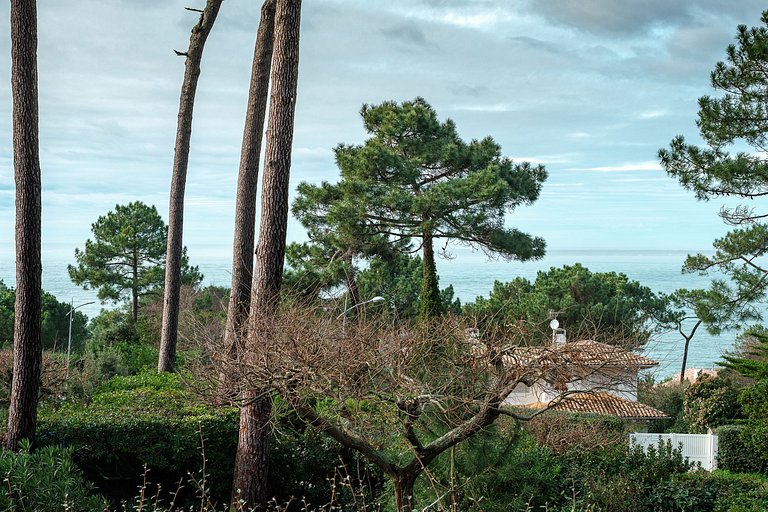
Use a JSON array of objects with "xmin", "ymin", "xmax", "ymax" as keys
[
  {"xmin": 639, "ymin": 378, "xmax": 689, "ymax": 433},
  {"xmin": 39, "ymin": 372, "xmax": 383, "ymax": 509},
  {"xmin": 526, "ymin": 411, "xmax": 626, "ymax": 453},
  {"xmin": 739, "ymin": 379, "xmax": 768, "ymax": 421},
  {"xmin": 685, "ymin": 377, "xmax": 743, "ymax": 433},
  {"xmin": 38, "ymin": 371, "xmax": 238, "ymax": 505},
  {"xmin": 0, "ymin": 440, "xmax": 107, "ymax": 511},
  {"xmin": 565, "ymin": 440, "xmax": 694, "ymax": 512},
  {"xmin": 717, "ymin": 425, "xmax": 765, "ymax": 474}
]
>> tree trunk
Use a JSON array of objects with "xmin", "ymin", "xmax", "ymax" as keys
[
  {"xmin": 132, "ymin": 256, "xmax": 139, "ymax": 323},
  {"xmin": 231, "ymin": 0, "xmax": 302, "ymax": 507},
  {"xmin": 344, "ymin": 249, "xmax": 361, "ymax": 308},
  {"xmin": 419, "ymin": 227, "xmax": 442, "ymax": 319},
  {"xmin": 231, "ymin": 390, "xmax": 271, "ymax": 507},
  {"xmin": 7, "ymin": 0, "xmax": 43, "ymax": 451},
  {"xmin": 393, "ymin": 471, "xmax": 418, "ymax": 512},
  {"xmin": 220, "ymin": 0, "xmax": 276, "ymax": 397},
  {"xmin": 679, "ymin": 319, "xmax": 702, "ymax": 384},
  {"xmin": 158, "ymin": 0, "xmax": 223, "ymax": 373}
]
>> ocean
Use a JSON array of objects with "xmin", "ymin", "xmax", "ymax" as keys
[{"xmin": 0, "ymin": 245, "xmax": 739, "ymax": 380}]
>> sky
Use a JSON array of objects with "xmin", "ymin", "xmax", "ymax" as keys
[{"xmin": 1, "ymin": 0, "xmax": 766, "ymax": 265}]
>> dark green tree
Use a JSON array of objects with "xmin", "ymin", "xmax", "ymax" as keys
[
  {"xmin": 659, "ymin": 12, "xmax": 768, "ymax": 332},
  {"xmin": 0, "ymin": 280, "xmax": 88, "ymax": 352},
  {"xmin": 463, "ymin": 264, "xmax": 670, "ymax": 347},
  {"xmin": 296, "ymin": 98, "xmax": 546, "ymax": 319},
  {"xmin": 357, "ymin": 253, "xmax": 459, "ymax": 319},
  {"xmin": 68, "ymin": 202, "xmax": 201, "ymax": 323},
  {"xmin": 289, "ymin": 180, "xmax": 404, "ymax": 305},
  {"xmin": 0, "ymin": 281, "xmax": 13, "ymax": 348},
  {"xmin": 722, "ymin": 326, "xmax": 768, "ymax": 380}
]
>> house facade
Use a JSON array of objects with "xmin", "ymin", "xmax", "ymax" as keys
[{"xmin": 500, "ymin": 338, "xmax": 667, "ymax": 420}]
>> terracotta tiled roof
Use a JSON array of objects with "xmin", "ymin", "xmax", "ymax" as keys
[
  {"xmin": 498, "ymin": 339, "xmax": 658, "ymax": 370},
  {"xmin": 559, "ymin": 340, "xmax": 658, "ymax": 368},
  {"xmin": 528, "ymin": 392, "xmax": 668, "ymax": 419}
]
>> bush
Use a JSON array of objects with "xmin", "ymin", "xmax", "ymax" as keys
[
  {"xmin": 39, "ymin": 372, "xmax": 383, "ymax": 510},
  {"xmin": 0, "ymin": 440, "xmax": 106, "ymax": 511},
  {"xmin": 380, "ymin": 423, "xmax": 566, "ymax": 512},
  {"xmin": 717, "ymin": 425, "xmax": 765, "ymax": 474},
  {"xmin": 685, "ymin": 377, "xmax": 743, "ymax": 433},
  {"xmin": 739, "ymin": 379, "xmax": 768, "ymax": 421},
  {"xmin": 639, "ymin": 377, "xmax": 689, "ymax": 433},
  {"xmin": 39, "ymin": 371, "xmax": 238, "ymax": 505},
  {"xmin": 675, "ymin": 470, "xmax": 768, "ymax": 512},
  {"xmin": 526, "ymin": 411, "xmax": 626, "ymax": 454},
  {"xmin": 564, "ymin": 440, "xmax": 695, "ymax": 512}
]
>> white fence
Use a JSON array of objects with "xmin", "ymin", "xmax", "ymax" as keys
[{"xmin": 630, "ymin": 433, "xmax": 719, "ymax": 471}]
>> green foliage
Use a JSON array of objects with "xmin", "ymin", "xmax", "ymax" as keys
[
  {"xmin": 659, "ymin": 12, "xmax": 768, "ymax": 333},
  {"xmin": 0, "ymin": 279, "xmax": 89, "ymax": 351},
  {"xmin": 0, "ymin": 440, "xmax": 107, "ymax": 511},
  {"xmin": 717, "ymin": 425, "xmax": 765, "ymax": 474},
  {"xmin": 293, "ymin": 97, "xmax": 546, "ymax": 317},
  {"xmin": 373, "ymin": 425, "xmax": 566, "ymax": 512},
  {"xmin": 39, "ymin": 372, "xmax": 382, "ymax": 509},
  {"xmin": 0, "ymin": 280, "xmax": 12, "ymax": 347},
  {"xmin": 684, "ymin": 377, "xmax": 744, "ymax": 433},
  {"xmin": 565, "ymin": 441, "xmax": 695, "ymax": 512},
  {"xmin": 668, "ymin": 471, "xmax": 768, "ymax": 512},
  {"xmin": 38, "ymin": 371, "xmax": 238, "ymax": 503},
  {"xmin": 722, "ymin": 327, "xmax": 768, "ymax": 380},
  {"xmin": 68, "ymin": 201, "xmax": 202, "ymax": 319},
  {"xmin": 463, "ymin": 264, "xmax": 670, "ymax": 346},
  {"xmin": 639, "ymin": 377, "xmax": 690, "ymax": 433},
  {"xmin": 356, "ymin": 253, "xmax": 459, "ymax": 319}
]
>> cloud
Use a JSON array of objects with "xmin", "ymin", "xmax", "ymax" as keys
[
  {"xmin": 573, "ymin": 161, "xmax": 663, "ymax": 172},
  {"xmin": 380, "ymin": 22, "xmax": 430, "ymax": 47},
  {"xmin": 452, "ymin": 103, "xmax": 514, "ymax": 112},
  {"xmin": 639, "ymin": 110, "xmax": 667, "ymax": 119},
  {"xmin": 440, "ymin": 10, "xmax": 513, "ymax": 29},
  {"xmin": 526, "ymin": 0, "xmax": 764, "ymax": 37}
]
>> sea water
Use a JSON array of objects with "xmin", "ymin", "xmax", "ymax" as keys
[{"xmin": 0, "ymin": 245, "xmax": 739, "ymax": 380}]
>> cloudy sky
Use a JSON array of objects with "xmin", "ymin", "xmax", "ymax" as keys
[{"xmin": 0, "ymin": 0, "xmax": 765, "ymax": 264}]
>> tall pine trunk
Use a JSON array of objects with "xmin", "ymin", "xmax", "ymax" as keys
[
  {"xmin": 231, "ymin": 0, "xmax": 302, "ymax": 506},
  {"xmin": 221, "ymin": 0, "xmax": 276, "ymax": 397},
  {"xmin": 419, "ymin": 227, "xmax": 442, "ymax": 319},
  {"xmin": 158, "ymin": 0, "xmax": 223, "ymax": 373},
  {"xmin": 7, "ymin": 0, "xmax": 43, "ymax": 451}
]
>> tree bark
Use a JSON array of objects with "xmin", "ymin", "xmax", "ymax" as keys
[
  {"xmin": 158, "ymin": 0, "xmax": 224, "ymax": 373},
  {"xmin": 231, "ymin": 0, "xmax": 302, "ymax": 507},
  {"xmin": 419, "ymin": 227, "xmax": 442, "ymax": 319},
  {"xmin": 679, "ymin": 319, "xmax": 702, "ymax": 384},
  {"xmin": 393, "ymin": 471, "xmax": 418, "ymax": 512},
  {"xmin": 132, "ymin": 255, "xmax": 139, "ymax": 323},
  {"xmin": 7, "ymin": 0, "xmax": 43, "ymax": 451},
  {"xmin": 220, "ymin": 0, "xmax": 276, "ymax": 397}
]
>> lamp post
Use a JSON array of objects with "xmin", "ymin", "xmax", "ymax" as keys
[
  {"xmin": 67, "ymin": 298, "xmax": 95, "ymax": 377},
  {"xmin": 337, "ymin": 296, "xmax": 386, "ymax": 321}
]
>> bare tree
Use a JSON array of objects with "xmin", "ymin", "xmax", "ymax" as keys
[
  {"xmin": 7, "ymin": 0, "xmax": 43, "ymax": 451},
  {"xmin": 158, "ymin": 0, "xmax": 224, "ymax": 373},
  {"xmin": 207, "ymin": 309, "xmax": 643, "ymax": 512},
  {"xmin": 220, "ymin": 0, "xmax": 277, "ymax": 396},
  {"xmin": 230, "ymin": 0, "xmax": 302, "ymax": 507}
]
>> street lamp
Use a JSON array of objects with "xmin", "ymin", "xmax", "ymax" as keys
[
  {"xmin": 66, "ymin": 298, "xmax": 95, "ymax": 377},
  {"xmin": 337, "ymin": 296, "xmax": 386, "ymax": 320}
]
